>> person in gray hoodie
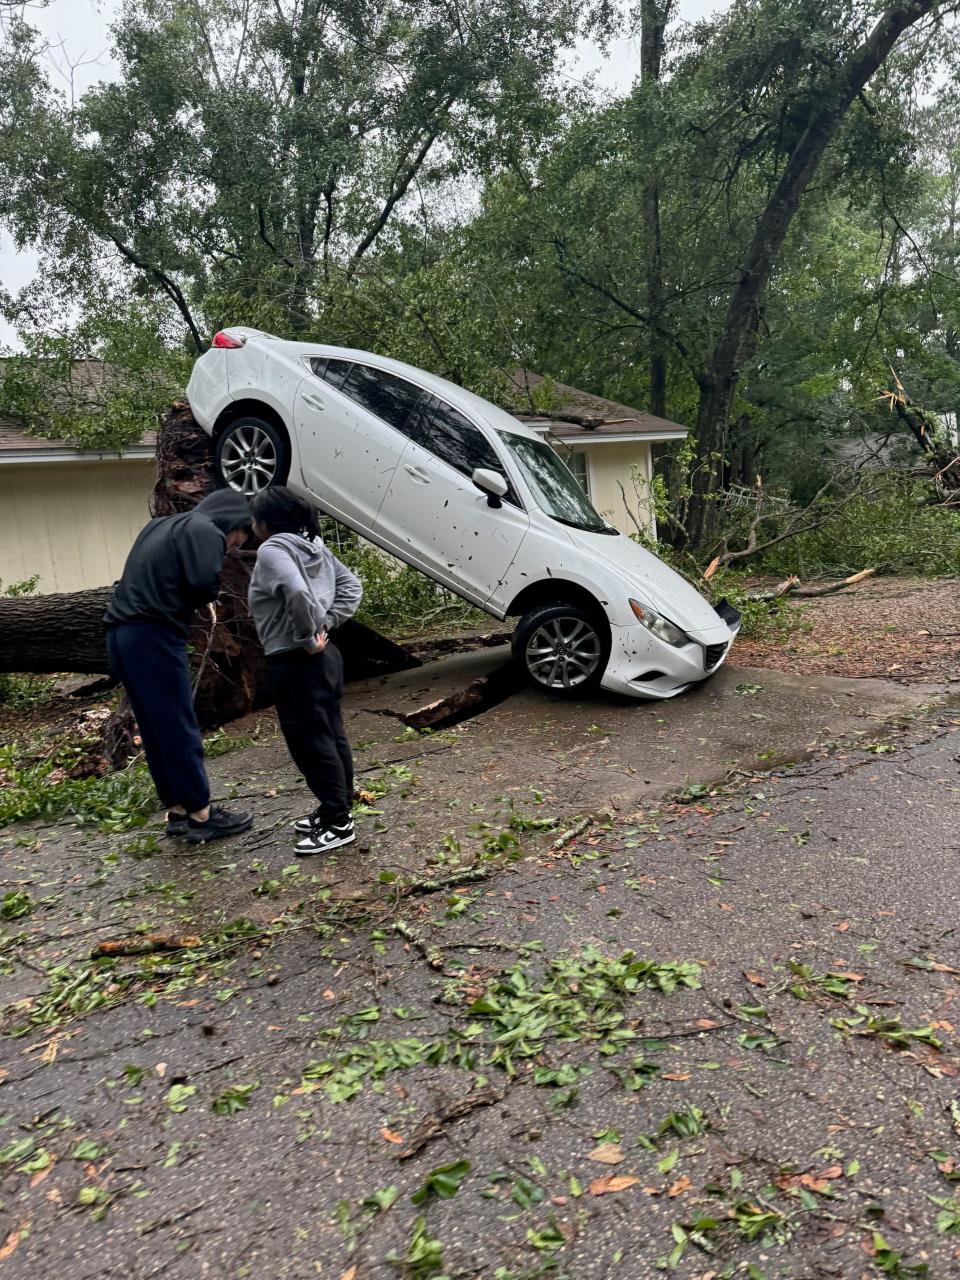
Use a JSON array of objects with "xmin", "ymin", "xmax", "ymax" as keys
[{"xmin": 248, "ymin": 486, "xmax": 363, "ymax": 855}]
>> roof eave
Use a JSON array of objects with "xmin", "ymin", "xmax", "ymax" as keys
[{"xmin": 0, "ymin": 446, "xmax": 157, "ymax": 465}]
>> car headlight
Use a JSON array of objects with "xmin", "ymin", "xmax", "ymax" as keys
[{"xmin": 629, "ymin": 599, "xmax": 688, "ymax": 647}]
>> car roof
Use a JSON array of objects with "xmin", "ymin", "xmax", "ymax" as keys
[{"xmin": 224, "ymin": 328, "xmax": 543, "ymax": 442}]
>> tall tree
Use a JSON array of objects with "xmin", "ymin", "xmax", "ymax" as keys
[
  {"xmin": 685, "ymin": 0, "xmax": 958, "ymax": 546},
  {"xmin": 639, "ymin": 0, "xmax": 674, "ymax": 417},
  {"xmin": 0, "ymin": 0, "xmax": 584, "ymax": 357}
]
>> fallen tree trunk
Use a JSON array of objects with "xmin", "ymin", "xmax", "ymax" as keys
[{"xmin": 0, "ymin": 586, "xmax": 112, "ymax": 673}]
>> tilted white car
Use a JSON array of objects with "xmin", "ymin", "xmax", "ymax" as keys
[{"xmin": 186, "ymin": 327, "xmax": 740, "ymax": 699}]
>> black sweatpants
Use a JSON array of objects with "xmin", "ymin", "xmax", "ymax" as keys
[
  {"xmin": 107, "ymin": 621, "xmax": 210, "ymax": 814},
  {"xmin": 267, "ymin": 644, "xmax": 353, "ymax": 826}
]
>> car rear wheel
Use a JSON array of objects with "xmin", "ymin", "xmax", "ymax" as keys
[
  {"xmin": 214, "ymin": 416, "xmax": 290, "ymax": 495},
  {"xmin": 513, "ymin": 602, "xmax": 610, "ymax": 697}
]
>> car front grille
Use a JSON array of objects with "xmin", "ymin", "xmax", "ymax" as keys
[{"xmin": 704, "ymin": 642, "xmax": 729, "ymax": 671}]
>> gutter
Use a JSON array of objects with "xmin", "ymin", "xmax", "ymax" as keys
[{"xmin": 0, "ymin": 446, "xmax": 156, "ymax": 466}]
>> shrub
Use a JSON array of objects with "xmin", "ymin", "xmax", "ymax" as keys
[{"xmin": 761, "ymin": 476, "xmax": 960, "ymax": 578}]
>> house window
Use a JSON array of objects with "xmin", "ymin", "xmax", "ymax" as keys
[{"xmin": 565, "ymin": 449, "xmax": 590, "ymax": 497}]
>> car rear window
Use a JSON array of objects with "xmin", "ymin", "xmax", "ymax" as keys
[{"xmin": 419, "ymin": 398, "xmax": 520, "ymax": 507}]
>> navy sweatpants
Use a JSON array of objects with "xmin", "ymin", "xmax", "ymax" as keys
[{"xmin": 107, "ymin": 621, "xmax": 210, "ymax": 814}]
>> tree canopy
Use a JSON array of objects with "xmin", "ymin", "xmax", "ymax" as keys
[{"xmin": 1, "ymin": 0, "xmax": 959, "ymax": 548}]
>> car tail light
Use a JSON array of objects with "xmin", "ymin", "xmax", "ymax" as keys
[{"xmin": 212, "ymin": 330, "xmax": 244, "ymax": 349}]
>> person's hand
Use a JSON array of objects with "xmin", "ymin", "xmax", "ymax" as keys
[{"xmin": 313, "ymin": 631, "xmax": 329, "ymax": 653}]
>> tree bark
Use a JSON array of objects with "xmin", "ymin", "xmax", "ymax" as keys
[
  {"xmin": 0, "ymin": 587, "xmax": 112, "ymax": 674},
  {"xmin": 640, "ymin": 0, "xmax": 673, "ymax": 419},
  {"xmin": 685, "ymin": 0, "xmax": 943, "ymax": 549}
]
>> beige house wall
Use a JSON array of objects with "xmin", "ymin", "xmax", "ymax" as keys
[
  {"xmin": 579, "ymin": 442, "xmax": 655, "ymax": 537},
  {"xmin": 0, "ymin": 459, "xmax": 154, "ymax": 593}
]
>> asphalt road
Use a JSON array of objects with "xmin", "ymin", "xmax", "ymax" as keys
[{"xmin": 1, "ymin": 672, "xmax": 959, "ymax": 1279}]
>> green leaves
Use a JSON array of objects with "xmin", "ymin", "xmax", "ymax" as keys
[
  {"xmin": 0, "ymin": 890, "xmax": 33, "ymax": 919},
  {"xmin": 386, "ymin": 1215, "xmax": 447, "ymax": 1279},
  {"xmin": 165, "ymin": 1084, "xmax": 196, "ymax": 1114},
  {"xmin": 71, "ymin": 1139, "xmax": 107, "ymax": 1161},
  {"xmin": 410, "ymin": 1159, "xmax": 470, "ymax": 1205},
  {"xmin": 211, "ymin": 1082, "xmax": 259, "ymax": 1116},
  {"xmin": 830, "ymin": 1009, "xmax": 943, "ymax": 1051}
]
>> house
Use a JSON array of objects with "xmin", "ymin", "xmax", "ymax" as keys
[
  {"xmin": 0, "ymin": 420, "xmax": 156, "ymax": 593},
  {"xmin": 509, "ymin": 371, "xmax": 688, "ymax": 537}
]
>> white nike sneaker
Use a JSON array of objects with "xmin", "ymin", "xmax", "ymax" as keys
[{"xmin": 295, "ymin": 818, "xmax": 355, "ymax": 857}]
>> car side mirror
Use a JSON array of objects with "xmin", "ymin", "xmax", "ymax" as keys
[{"xmin": 472, "ymin": 467, "xmax": 508, "ymax": 509}]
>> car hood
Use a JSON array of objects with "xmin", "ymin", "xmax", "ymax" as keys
[{"xmin": 566, "ymin": 528, "xmax": 732, "ymax": 639}]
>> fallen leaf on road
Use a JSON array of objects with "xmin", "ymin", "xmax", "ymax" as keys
[
  {"xmin": 836, "ymin": 921, "xmax": 850, "ymax": 932},
  {"xmin": 743, "ymin": 972, "xmax": 766, "ymax": 986},
  {"xmin": 0, "ymin": 1225, "xmax": 27, "ymax": 1262},
  {"xmin": 695, "ymin": 1019, "xmax": 718, "ymax": 1029},
  {"xmin": 831, "ymin": 972, "xmax": 864, "ymax": 982},
  {"xmin": 587, "ymin": 1142, "xmax": 624, "ymax": 1165},
  {"xmin": 380, "ymin": 1128, "xmax": 404, "ymax": 1144},
  {"xmin": 662, "ymin": 1072, "xmax": 691, "ymax": 1081},
  {"xmin": 589, "ymin": 1175, "xmax": 639, "ymax": 1195},
  {"xmin": 668, "ymin": 1175, "xmax": 692, "ymax": 1197},
  {"xmin": 339, "ymin": 1267, "xmax": 357, "ymax": 1280}
]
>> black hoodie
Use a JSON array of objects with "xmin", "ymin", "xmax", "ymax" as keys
[{"xmin": 105, "ymin": 491, "xmax": 252, "ymax": 637}]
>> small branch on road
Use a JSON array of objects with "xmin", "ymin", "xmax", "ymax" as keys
[{"xmin": 395, "ymin": 1085, "xmax": 505, "ymax": 1160}]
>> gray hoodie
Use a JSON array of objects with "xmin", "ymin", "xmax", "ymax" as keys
[{"xmin": 247, "ymin": 532, "xmax": 363, "ymax": 655}]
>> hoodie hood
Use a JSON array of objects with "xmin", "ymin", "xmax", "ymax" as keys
[
  {"xmin": 193, "ymin": 489, "xmax": 253, "ymax": 533},
  {"xmin": 265, "ymin": 531, "xmax": 325, "ymax": 577}
]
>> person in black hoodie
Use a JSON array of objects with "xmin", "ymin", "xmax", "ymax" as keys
[{"xmin": 105, "ymin": 491, "xmax": 255, "ymax": 843}]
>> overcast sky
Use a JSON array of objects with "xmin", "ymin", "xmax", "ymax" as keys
[{"xmin": 0, "ymin": 0, "xmax": 725, "ymax": 347}]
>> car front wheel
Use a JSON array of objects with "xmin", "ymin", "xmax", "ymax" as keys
[
  {"xmin": 214, "ymin": 416, "xmax": 290, "ymax": 495},
  {"xmin": 513, "ymin": 602, "xmax": 610, "ymax": 697}
]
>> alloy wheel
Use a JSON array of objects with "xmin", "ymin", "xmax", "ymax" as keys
[
  {"xmin": 219, "ymin": 425, "xmax": 279, "ymax": 494},
  {"xmin": 525, "ymin": 616, "xmax": 602, "ymax": 689}
]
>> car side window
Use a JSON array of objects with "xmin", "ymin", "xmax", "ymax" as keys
[
  {"xmin": 321, "ymin": 358, "xmax": 353, "ymax": 391},
  {"xmin": 420, "ymin": 397, "xmax": 520, "ymax": 506},
  {"xmin": 339, "ymin": 364, "xmax": 425, "ymax": 438}
]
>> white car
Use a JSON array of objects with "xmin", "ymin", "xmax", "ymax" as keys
[{"xmin": 186, "ymin": 327, "xmax": 740, "ymax": 699}]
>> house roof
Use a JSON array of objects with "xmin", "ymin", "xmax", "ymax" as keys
[
  {"xmin": 508, "ymin": 371, "xmax": 688, "ymax": 443},
  {"xmin": 0, "ymin": 360, "xmax": 157, "ymax": 463},
  {"xmin": 0, "ymin": 421, "xmax": 157, "ymax": 465}
]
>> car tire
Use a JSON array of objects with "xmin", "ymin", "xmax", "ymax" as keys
[
  {"xmin": 512, "ymin": 602, "xmax": 610, "ymax": 697},
  {"xmin": 214, "ymin": 415, "xmax": 290, "ymax": 495}
]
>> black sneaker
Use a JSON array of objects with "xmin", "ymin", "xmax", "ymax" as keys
[
  {"xmin": 182, "ymin": 804, "xmax": 253, "ymax": 844},
  {"xmin": 165, "ymin": 812, "xmax": 189, "ymax": 838},
  {"xmin": 294, "ymin": 806, "xmax": 323, "ymax": 835},
  {"xmin": 295, "ymin": 818, "xmax": 355, "ymax": 857}
]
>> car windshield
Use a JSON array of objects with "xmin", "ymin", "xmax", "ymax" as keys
[{"xmin": 498, "ymin": 432, "xmax": 616, "ymax": 535}]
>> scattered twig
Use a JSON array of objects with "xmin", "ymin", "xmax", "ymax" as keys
[
  {"xmin": 393, "ymin": 920, "xmax": 445, "ymax": 970},
  {"xmin": 551, "ymin": 814, "xmax": 595, "ymax": 852},
  {"xmin": 92, "ymin": 934, "xmax": 202, "ymax": 958},
  {"xmin": 395, "ymin": 1086, "xmax": 505, "ymax": 1159},
  {"xmin": 401, "ymin": 866, "xmax": 492, "ymax": 896}
]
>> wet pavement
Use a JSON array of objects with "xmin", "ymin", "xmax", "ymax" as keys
[{"xmin": 1, "ymin": 655, "xmax": 959, "ymax": 1279}]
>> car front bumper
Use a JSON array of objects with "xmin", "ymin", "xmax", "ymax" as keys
[{"xmin": 600, "ymin": 608, "xmax": 740, "ymax": 700}]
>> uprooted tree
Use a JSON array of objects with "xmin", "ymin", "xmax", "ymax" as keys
[{"xmin": 0, "ymin": 405, "xmax": 419, "ymax": 764}]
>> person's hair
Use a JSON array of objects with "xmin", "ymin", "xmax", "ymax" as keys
[{"xmin": 250, "ymin": 486, "xmax": 320, "ymax": 539}]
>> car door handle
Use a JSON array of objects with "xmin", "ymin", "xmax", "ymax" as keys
[
  {"xmin": 404, "ymin": 464, "xmax": 431, "ymax": 484},
  {"xmin": 302, "ymin": 393, "xmax": 326, "ymax": 410}
]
